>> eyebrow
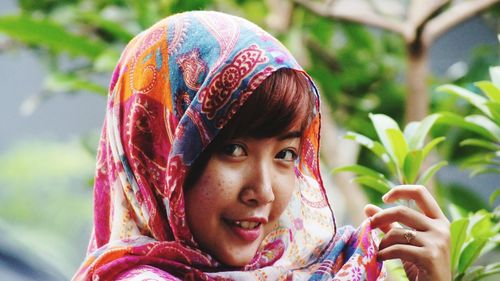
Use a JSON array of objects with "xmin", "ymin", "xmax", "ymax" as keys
[{"xmin": 278, "ymin": 131, "xmax": 302, "ymax": 140}]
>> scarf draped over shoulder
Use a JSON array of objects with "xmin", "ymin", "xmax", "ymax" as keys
[{"xmin": 73, "ymin": 11, "xmax": 383, "ymax": 281}]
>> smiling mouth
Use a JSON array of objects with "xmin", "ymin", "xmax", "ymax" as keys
[
  {"xmin": 231, "ymin": 220, "xmax": 261, "ymax": 229},
  {"xmin": 225, "ymin": 219, "xmax": 264, "ymax": 242}
]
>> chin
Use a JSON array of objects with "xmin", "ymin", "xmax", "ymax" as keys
[
  {"xmin": 218, "ymin": 247, "xmax": 258, "ymax": 268},
  {"xmin": 220, "ymin": 254, "xmax": 254, "ymax": 268}
]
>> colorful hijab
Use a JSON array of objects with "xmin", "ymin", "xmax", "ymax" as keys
[{"xmin": 73, "ymin": 11, "xmax": 383, "ymax": 281}]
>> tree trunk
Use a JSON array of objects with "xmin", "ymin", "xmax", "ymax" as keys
[
  {"xmin": 405, "ymin": 41, "xmax": 437, "ymax": 194},
  {"xmin": 405, "ymin": 42, "xmax": 429, "ymax": 122}
]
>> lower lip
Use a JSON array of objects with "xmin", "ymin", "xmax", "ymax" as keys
[{"xmin": 228, "ymin": 223, "xmax": 262, "ymax": 242}]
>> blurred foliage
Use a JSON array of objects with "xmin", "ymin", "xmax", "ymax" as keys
[
  {"xmin": 437, "ymin": 68, "xmax": 500, "ymax": 280},
  {"xmin": 431, "ymin": 43, "xmax": 500, "ymax": 164},
  {"xmin": 450, "ymin": 208, "xmax": 500, "ymax": 281},
  {"xmin": 0, "ymin": 0, "xmax": 499, "ymax": 279},
  {"xmin": 0, "ymin": 138, "xmax": 95, "ymax": 278},
  {"xmin": 290, "ymin": 11, "xmax": 406, "ymax": 134},
  {"xmin": 0, "ymin": 0, "xmax": 407, "ymax": 132},
  {"xmin": 437, "ymin": 67, "xmax": 500, "ymax": 178}
]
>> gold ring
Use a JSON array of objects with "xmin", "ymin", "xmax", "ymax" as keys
[{"xmin": 404, "ymin": 229, "xmax": 416, "ymax": 244}]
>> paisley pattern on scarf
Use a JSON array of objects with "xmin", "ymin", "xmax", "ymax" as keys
[{"xmin": 73, "ymin": 11, "xmax": 384, "ymax": 281}]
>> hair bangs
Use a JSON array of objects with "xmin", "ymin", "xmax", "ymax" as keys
[{"xmin": 221, "ymin": 68, "xmax": 314, "ymax": 140}]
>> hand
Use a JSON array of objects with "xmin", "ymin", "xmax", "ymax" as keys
[{"xmin": 364, "ymin": 185, "xmax": 451, "ymax": 281}]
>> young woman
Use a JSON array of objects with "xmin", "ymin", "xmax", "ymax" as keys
[{"xmin": 73, "ymin": 11, "xmax": 450, "ymax": 281}]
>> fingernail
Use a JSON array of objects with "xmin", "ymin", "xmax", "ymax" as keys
[{"xmin": 382, "ymin": 194, "xmax": 388, "ymax": 201}]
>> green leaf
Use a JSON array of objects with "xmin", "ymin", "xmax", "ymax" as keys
[
  {"xmin": 352, "ymin": 176, "xmax": 392, "ymax": 194},
  {"xmin": 368, "ymin": 113, "xmax": 399, "ymax": 149},
  {"xmin": 437, "ymin": 84, "xmax": 491, "ymax": 118},
  {"xmin": 449, "ymin": 203, "xmax": 468, "ymax": 221},
  {"xmin": 458, "ymin": 238, "xmax": 488, "ymax": 274},
  {"xmin": 0, "ymin": 14, "xmax": 106, "ymax": 59},
  {"xmin": 79, "ymin": 13, "xmax": 134, "ymax": 42},
  {"xmin": 490, "ymin": 66, "xmax": 500, "ymax": 90},
  {"xmin": 416, "ymin": 161, "xmax": 448, "ymax": 185},
  {"xmin": 332, "ymin": 164, "xmax": 386, "ymax": 179},
  {"xmin": 470, "ymin": 212, "xmax": 494, "ymax": 239},
  {"xmin": 368, "ymin": 113, "xmax": 403, "ymax": 165},
  {"xmin": 422, "ymin": 136, "xmax": 446, "ymax": 159},
  {"xmin": 490, "ymin": 189, "xmax": 500, "ymax": 206},
  {"xmin": 344, "ymin": 132, "xmax": 396, "ymax": 173},
  {"xmin": 386, "ymin": 128, "xmax": 409, "ymax": 169},
  {"xmin": 403, "ymin": 150, "xmax": 423, "ymax": 184},
  {"xmin": 406, "ymin": 113, "xmax": 441, "ymax": 150},
  {"xmin": 383, "ymin": 260, "xmax": 409, "ymax": 280},
  {"xmin": 463, "ymin": 262, "xmax": 500, "ymax": 281},
  {"xmin": 460, "ymin": 138, "xmax": 500, "ymax": 151},
  {"xmin": 403, "ymin": 121, "xmax": 419, "ymax": 145},
  {"xmin": 470, "ymin": 167, "xmax": 500, "ymax": 178},
  {"xmin": 460, "ymin": 153, "xmax": 498, "ymax": 167},
  {"xmin": 494, "ymin": 205, "xmax": 500, "ymax": 218},
  {"xmin": 475, "ymin": 81, "xmax": 500, "ymax": 103},
  {"xmin": 438, "ymin": 112, "xmax": 497, "ymax": 142},
  {"xmin": 485, "ymin": 101, "xmax": 500, "ymax": 124},
  {"xmin": 94, "ymin": 49, "xmax": 121, "ymax": 72},
  {"xmin": 465, "ymin": 115, "xmax": 500, "ymax": 141},
  {"xmin": 44, "ymin": 73, "xmax": 107, "ymax": 96},
  {"xmin": 460, "ymin": 152, "xmax": 500, "ymax": 177},
  {"xmin": 451, "ymin": 218, "xmax": 469, "ymax": 273}
]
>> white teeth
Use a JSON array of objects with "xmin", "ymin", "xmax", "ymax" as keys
[{"xmin": 234, "ymin": 221, "xmax": 260, "ymax": 229}]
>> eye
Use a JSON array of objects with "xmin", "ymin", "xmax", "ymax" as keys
[
  {"xmin": 222, "ymin": 144, "xmax": 247, "ymax": 157},
  {"xmin": 275, "ymin": 149, "xmax": 298, "ymax": 162}
]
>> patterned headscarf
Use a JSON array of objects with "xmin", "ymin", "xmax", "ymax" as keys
[{"xmin": 73, "ymin": 11, "xmax": 383, "ymax": 281}]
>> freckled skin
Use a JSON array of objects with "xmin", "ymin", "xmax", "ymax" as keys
[{"xmin": 184, "ymin": 134, "xmax": 299, "ymax": 267}]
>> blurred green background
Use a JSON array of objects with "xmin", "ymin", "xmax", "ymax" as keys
[{"xmin": 0, "ymin": 0, "xmax": 499, "ymax": 280}]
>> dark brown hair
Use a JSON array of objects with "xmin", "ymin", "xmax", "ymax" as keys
[{"xmin": 185, "ymin": 68, "xmax": 315, "ymax": 188}]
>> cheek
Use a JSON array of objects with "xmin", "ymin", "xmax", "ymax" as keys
[
  {"xmin": 189, "ymin": 176, "xmax": 212, "ymax": 203},
  {"xmin": 187, "ymin": 164, "xmax": 241, "ymax": 209},
  {"xmin": 185, "ymin": 174, "xmax": 220, "ymax": 226}
]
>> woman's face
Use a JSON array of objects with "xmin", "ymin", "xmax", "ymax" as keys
[{"xmin": 184, "ymin": 129, "xmax": 301, "ymax": 267}]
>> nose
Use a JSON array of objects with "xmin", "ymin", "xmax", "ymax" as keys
[{"xmin": 239, "ymin": 162, "xmax": 275, "ymax": 206}]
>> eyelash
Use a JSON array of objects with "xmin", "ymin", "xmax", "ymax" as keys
[
  {"xmin": 275, "ymin": 149, "xmax": 298, "ymax": 161},
  {"xmin": 222, "ymin": 144, "xmax": 298, "ymax": 161},
  {"xmin": 222, "ymin": 144, "xmax": 246, "ymax": 157}
]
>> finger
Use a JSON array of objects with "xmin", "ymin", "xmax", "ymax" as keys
[
  {"xmin": 377, "ymin": 244, "xmax": 430, "ymax": 270},
  {"xmin": 370, "ymin": 205, "xmax": 432, "ymax": 231},
  {"xmin": 383, "ymin": 185, "xmax": 445, "ymax": 219},
  {"xmin": 402, "ymin": 261, "xmax": 420, "ymax": 281},
  {"xmin": 364, "ymin": 204, "xmax": 395, "ymax": 233},
  {"xmin": 364, "ymin": 204, "xmax": 382, "ymax": 218},
  {"xmin": 379, "ymin": 228, "xmax": 423, "ymax": 250}
]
